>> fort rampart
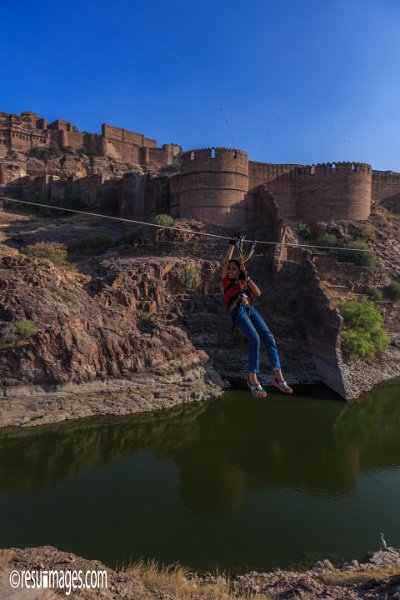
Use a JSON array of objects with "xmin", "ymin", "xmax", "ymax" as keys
[
  {"xmin": 372, "ymin": 170, "xmax": 400, "ymax": 212},
  {"xmin": 295, "ymin": 162, "xmax": 372, "ymax": 221},
  {"xmin": 173, "ymin": 150, "xmax": 376, "ymax": 225},
  {"xmin": 249, "ymin": 162, "xmax": 299, "ymax": 220},
  {"xmin": 178, "ymin": 148, "xmax": 249, "ymax": 226},
  {"xmin": 0, "ymin": 111, "xmax": 179, "ymax": 170}
]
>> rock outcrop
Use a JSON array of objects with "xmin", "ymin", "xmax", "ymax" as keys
[
  {"xmin": 2, "ymin": 150, "xmax": 143, "ymax": 182},
  {"xmin": 0, "ymin": 254, "xmax": 225, "ymax": 427},
  {"xmin": 273, "ymin": 215, "xmax": 400, "ymax": 400}
]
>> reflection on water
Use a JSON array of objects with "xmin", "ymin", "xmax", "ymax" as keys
[{"xmin": 1, "ymin": 380, "xmax": 400, "ymax": 571}]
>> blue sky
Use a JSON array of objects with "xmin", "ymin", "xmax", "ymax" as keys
[{"xmin": 1, "ymin": 0, "xmax": 400, "ymax": 170}]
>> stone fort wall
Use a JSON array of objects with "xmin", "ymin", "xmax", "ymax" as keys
[
  {"xmin": 0, "ymin": 111, "xmax": 179, "ymax": 169},
  {"xmin": 372, "ymin": 170, "xmax": 400, "ymax": 212},
  {"xmin": 178, "ymin": 148, "xmax": 249, "ymax": 226},
  {"xmin": 249, "ymin": 162, "xmax": 299, "ymax": 220},
  {"xmin": 295, "ymin": 162, "xmax": 372, "ymax": 222},
  {"xmin": 174, "ymin": 148, "xmax": 376, "ymax": 225}
]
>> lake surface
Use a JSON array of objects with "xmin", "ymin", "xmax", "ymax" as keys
[{"xmin": 1, "ymin": 380, "xmax": 400, "ymax": 573}]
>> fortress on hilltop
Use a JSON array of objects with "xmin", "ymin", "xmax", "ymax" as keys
[
  {"xmin": 1, "ymin": 111, "xmax": 400, "ymax": 225},
  {"xmin": 0, "ymin": 111, "xmax": 180, "ymax": 169}
]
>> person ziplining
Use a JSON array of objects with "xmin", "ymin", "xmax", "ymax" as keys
[
  {"xmin": 0, "ymin": 198, "xmax": 371, "ymax": 399},
  {"xmin": 220, "ymin": 235, "xmax": 293, "ymax": 399}
]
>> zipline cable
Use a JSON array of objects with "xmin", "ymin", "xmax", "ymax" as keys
[{"xmin": 0, "ymin": 196, "xmax": 373, "ymax": 253}]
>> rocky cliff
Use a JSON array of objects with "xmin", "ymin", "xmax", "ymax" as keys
[
  {"xmin": 1, "ymin": 149, "xmax": 144, "ymax": 183},
  {"xmin": 0, "ymin": 249, "xmax": 225, "ymax": 427},
  {"xmin": 0, "ymin": 200, "xmax": 399, "ymax": 425}
]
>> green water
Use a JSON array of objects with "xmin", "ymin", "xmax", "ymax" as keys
[{"xmin": 1, "ymin": 380, "xmax": 400, "ymax": 572}]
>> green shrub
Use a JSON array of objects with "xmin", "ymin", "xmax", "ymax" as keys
[
  {"xmin": 138, "ymin": 313, "xmax": 154, "ymax": 332},
  {"xmin": 13, "ymin": 319, "xmax": 38, "ymax": 339},
  {"xmin": 361, "ymin": 224, "xmax": 377, "ymax": 240},
  {"xmin": 338, "ymin": 241, "xmax": 377, "ymax": 267},
  {"xmin": 343, "ymin": 234, "xmax": 354, "ymax": 244},
  {"xmin": 28, "ymin": 147, "xmax": 49, "ymax": 160},
  {"xmin": 365, "ymin": 286, "xmax": 383, "ymax": 301},
  {"xmin": 339, "ymin": 299, "xmax": 389, "ymax": 360},
  {"xmin": 154, "ymin": 214, "xmax": 174, "ymax": 227},
  {"xmin": 48, "ymin": 143, "xmax": 62, "ymax": 157},
  {"xmin": 62, "ymin": 291, "xmax": 78, "ymax": 303},
  {"xmin": 316, "ymin": 233, "xmax": 338, "ymax": 248},
  {"xmin": 118, "ymin": 226, "xmax": 153, "ymax": 245},
  {"xmin": 28, "ymin": 145, "xmax": 63, "ymax": 160},
  {"xmin": 385, "ymin": 281, "xmax": 400, "ymax": 301},
  {"xmin": 25, "ymin": 242, "xmax": 68, "ymax": 266},
  {"xmin": 298, "ymin": 224, "xmax": 311, "ymax": 239},
  {"xmin": 79, "ymin": 233, "xmax": 115, "ymax": 253},
  {"xmin": 180, "ymin": 268, "xmax": 201, "ymax": 291}
]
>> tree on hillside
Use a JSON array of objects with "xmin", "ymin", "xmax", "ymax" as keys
[{"xmin": 338, "ymin": 299, "xmax": 389, "ymax": 360}]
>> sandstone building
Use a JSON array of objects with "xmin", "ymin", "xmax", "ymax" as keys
[{"xmin": 0, "ymin": 111, "xmax": 180, "ymax": 169}]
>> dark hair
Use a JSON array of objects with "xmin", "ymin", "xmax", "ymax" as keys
[
  {"xmin": 228, "ymin": 259, "xmax": 241, "ymax": 269},
  {"xmin": 228, "ymin": 259, "xmax": 246, "ymax": 281}
]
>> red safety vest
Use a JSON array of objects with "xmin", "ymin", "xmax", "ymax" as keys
[{"xmin": 221, "ymin": 276, "xmax": 253, "ymax": 310}]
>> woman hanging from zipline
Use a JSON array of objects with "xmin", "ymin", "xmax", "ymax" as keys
[{"xmin": 220, "ymin": 235, "xmax": 293, "ymax": 399}]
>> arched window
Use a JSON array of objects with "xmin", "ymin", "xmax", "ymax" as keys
[
  {"xmin": 310, "ymin": 165, "xmax": 316, "ymax": 175},
  {"xmin": 190, "ymin": 151, "xmax": 195, "ymax": 160},
  {"xmin": 210, "ymin": 148, "xmax": 216, "ymax": 158}
]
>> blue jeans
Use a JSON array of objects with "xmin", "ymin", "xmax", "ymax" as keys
[{"xmin": 233, "ymin": 305, "xmax": 281, "ymax": 374}]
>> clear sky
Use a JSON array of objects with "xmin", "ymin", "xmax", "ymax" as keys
[{"xmin": 1, "ymin": 0, "xmax": 400, "ymax": 170}]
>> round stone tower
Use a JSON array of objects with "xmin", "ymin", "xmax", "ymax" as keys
[
  {"xmin": 179, "ymin": 147, "xmax": 249, "ymax": 226},
  {"xmin": 296, "ymin": 162, "xmax": 372, "ymax": 222}
]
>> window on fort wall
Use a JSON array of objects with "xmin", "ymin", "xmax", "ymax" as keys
[
  {"xmin": 190, "ymin": 151, "xmax": 194, "ymax": 160},
  {"xmin": 211, "ymin": 148, "xmax": 216, "ymax": 158},
  {"xmin": 311, "ymin": 165, "xmax": 316, "ymax": 175},
  {"xmin": 233, "ymin": 150, "xmax": 237, "ymax": 158},
  {"xmin": 332, "ymin": 163, "xmax": 337, "ymax": 172}
]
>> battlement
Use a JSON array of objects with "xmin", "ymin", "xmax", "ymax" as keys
[
  {"xmin": 249, "ymin": 161, "xmax": 299, "ymax": 177},
  {"xmin": 296, "ymin": 161, "xmax": 372, "ymax": 176},
  {"xmin": 181, "ymin": 147, "xmax": 248, "ymax": 163},
  {"xmin": 249, "ymin": 161, "xmax": 300, "ymax": 170},
  {"xmin": 372, "ymin": 169, "xmax": 400, "ymax": 183}
]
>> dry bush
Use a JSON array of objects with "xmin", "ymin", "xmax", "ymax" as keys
[
  {"xmin": 24, "ymin": 241, "xmax": 68, "ymax": 266},
  {"xmin": 320, "ymin": 565, "xmax": 400, "ymax": 586},
  {"xmin": 126, "ymin": 560, "xmax": 266, "ymax": 599}
]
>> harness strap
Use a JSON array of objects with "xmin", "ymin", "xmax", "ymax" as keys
[
  {"xmin": 230, "ymin": 294, "xmax": 253, "ymax": 334},
  {"xmin": 243, "ymin": 240, "xmax": 257, "ymax": 264}
]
